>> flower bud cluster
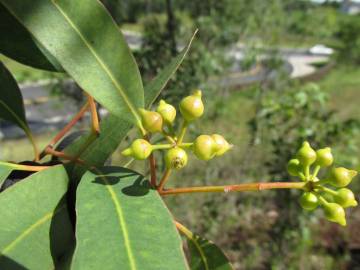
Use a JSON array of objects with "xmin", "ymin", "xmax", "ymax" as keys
[
  {"xmin": 121, "ymin": 90, "xmax": 232, "ymax": 170},
  {"xmin": 287, "ymin": 141, "xmax": 358, "ymax": 226}
]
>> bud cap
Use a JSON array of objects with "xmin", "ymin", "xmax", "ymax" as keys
[
  {"xmin": 121, "ymin": 139, "xmax": 152, "ymax": 160},
  {"xmin": 179, "ymin": 90, "xmax": 204, "ymax": 122},
  {"xmin": 296, "ymin": 141, "xmax": 316, "ymax": 166},
  {"xmin": 139, "ymin": 109, "xmax": 163, "ymax": 133},
  {"xmin": 193, "ymin": 135, "xmax": 216, "ymax": 161},
  {"xmin": 299, "ymin": 192, "xmax": 319, "ymax": 210},
  {"xmin": 157, "ymin": 100, "xmax": 176, "ymax": 124},
  {"xmin": 315, "ymin": 147, "xmax": 333, "ymax": 167}
]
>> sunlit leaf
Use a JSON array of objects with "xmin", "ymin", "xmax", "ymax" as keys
[
  {"xmin": 0, "ymin": 166, "xmax": 74, "ymax": 269},
  {"xmin": 64, "ymin": 31, "xmax": 197, "ymax": 178},
  {"xmin": 72, "ymin": 167, "xmax": 188, "ymax": 270},
  {"xmin": 1, "ymin": 0, "xmax": 144, "ymax": 123},
  {"xmin": 0, "ymin": 164, "xmax": 12, "ymax": 187},
  {"xmin": 145, "ymin": 30, "xmax": 197, "ymax": 108}
]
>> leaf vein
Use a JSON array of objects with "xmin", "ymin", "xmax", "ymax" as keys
[
  {"xmin": 0, "ymin": 204, "xmax": 65, "ymax": 256},
  {"xmin": 50, "ymin": 0, "xmax": 141, "ymax": 124}
]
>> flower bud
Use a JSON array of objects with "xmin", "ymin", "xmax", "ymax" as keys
[
  {"xmin": 156, "ymin": 100, "xmax": 176, "ymax": 124},
  {"xmin": 165, "ymin": 147, "xmax": 188, "ymax": 170},
  {"xmin": 139, "ymin": 109, "xmax": 163, "ymax": 133},
  {"xmin": 323, "ymin": 202, "xmax": 346, "ymax": 226},
  {"xmin": 193, "ymin": 135, "xmax": 216, "ymax": 161},
  {"xmin": 211, "ymin": 134, "xmax": 232, "ymax": 156},
  {"xmin": 121, "ymin": 139, "xmax": 152, "ymax": 160},
  {"xmin": 327, "ymin": 167, "xmax": 357, "ymax": 187},
  {"xmin": 315, "ymin": 147, "xmax": 333, "ymax": 167},
  {"xmin": 299, "ymin": 192, "xmax": 319, "ymax": 211},
  {"xmin": 334, "ymin": 188, "xmax": 358, "ymax": 208},
  {"xmin": 179, "ymin": 90, "xmax": 204, "ymax": 122},
  {"xmin": 296, "ymin": 141, "xmax": 316, "ymax": 166},
  {"xmin": 287, "ymin": 159, "xmax": 302, "ymax": 177}
]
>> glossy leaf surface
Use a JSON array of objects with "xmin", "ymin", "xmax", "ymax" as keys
[
  {"xmin": 1, "ymin": 0, "xmax": 144, "ymax": 123},
  {"xmin": 72, "ymin": 167, "xmax": 188, "ymax": 270},
  {"xmin": 0, "ymin": 166, "xmax": 74, "ymax": 269},
  {"xmin": 188, "ymin": 235, "xmax": 233, "ymax": 270},
  {"xmin": 64, "ymin": 32, "xmax": 196, "ymax": 178}
]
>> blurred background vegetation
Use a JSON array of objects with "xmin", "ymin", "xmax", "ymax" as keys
[{"xmin": 1, "ymin": 0, "xmax": 360, "ymax": 269}]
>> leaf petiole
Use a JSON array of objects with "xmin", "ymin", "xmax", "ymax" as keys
[{"xmin": 0, "ymin": 161, "xmax": 49, "ymax": 172}]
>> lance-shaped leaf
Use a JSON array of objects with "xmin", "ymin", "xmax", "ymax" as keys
[
  {"xmin": 184, "ymin": 228, "xmax": 233, "ymax": 270},
  {"xmin": 0, "ymin": 62, "xmax": 38, "ymax": 158},
  {"xmin": 145, "ymin": 30, "xmax": 197, "ymax": 108},
  {"xmin": 1, "ymin": 0, "xmax": 144, "ymax": 124},
  {"xmin": 0, "ymin": 3, "xmax": 61, "ymax": 71},
  {"xmin": 0, "ymin": 62, "xmax": 27, "ymax": 130},
  {"xmin": 72, "ymin": 167, "xmax": 188, "ymax": 270},
  {"xmin": 0, "ymin": 163, "xmax": 12, "ymax": 187},
  {"xmin": 64, "ymin": 33, "xmax": 197, "ymax": 178},
  {"xmin": 0, "ymin": 166, "xmax": 74, "ymax": 269}
]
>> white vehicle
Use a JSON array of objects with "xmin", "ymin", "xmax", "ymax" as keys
[{"xmin": 309, "ymin": 44, "xmax": 334, "ymax": 55}]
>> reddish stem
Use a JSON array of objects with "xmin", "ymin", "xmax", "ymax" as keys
[
  {"xmin": 160, "ymin": 181, "xmax": 306, "ymax": 195},
  {"xmin": 157, "ymin": 169, "xmax": 172, "ymax": 191},
  {"xmin": 39, "ymin": 102, "xmax": 90, "ymax": 159}
]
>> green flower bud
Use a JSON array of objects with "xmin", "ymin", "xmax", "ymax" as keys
[
  {"xmin": 193, "ymin": 135, "xmax": 216, "ymax": 161},
  {"xmin": 315, "ymin": 147, "xmax": 333, "ymax": 167},
  {"xmin": 299, "ymin": 192, "xmax": 319, "ymax": 211},
  {"xmin": 139, "ymin": 109, "xmax": 163, "ymax": 133},
  {"xmin": 211, "ymin": 134, "xmax": 232, "ymax": 156},
  {"xmin": 121, "ymin": 139, "xmax": 152, "ymax": 160},
  {"xmin": 296, "ymin": 141, "xmax": 316, "ymax": 166},
  {"xmin": 334, "ymin": 188, "xmax": 358, "ymax": 208},
  {"xmin": 165, "ymin": 147, "xmax": 188, "ymax": 170},
  {"xmin": 179, "ymin": 90, "xmax": 204, "ymax": 122},
  {"xmin": 287, "ymin": 159, "xmax": 302, "ymax": 177},
  {"xmin": 156, "ymin": 100, "xmax": 176, "ymax": 124},
  {"xmin": 323, "ymin": 202, "xmax": 346, "ymax": 226},
  {"xmin": 327, "ymin": 167, "xmax": 358, "ymax": 187}
]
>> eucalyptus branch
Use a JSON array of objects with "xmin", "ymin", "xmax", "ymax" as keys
[{"xmin": 160, "ymin": 181, "xmax": 306, "ymax": 195}]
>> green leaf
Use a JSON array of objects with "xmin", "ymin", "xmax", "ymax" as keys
[
  {"xmin": 187, "ymin": 235, "xmax": 233, "ymax": 270},
  {"xmin": 0, "ymin": 3, "xmax": 61, "ymax": 71},
  {"xmin": 1, "ymin": 0, "xmax": 144, "ymax": 123},
  {"xmin": 0, "ymin": 62, "xmax": 28, "ymax": 133},
  {"xmin": 0, "ymin": 164, "xmax": 12, "ymax": 187},
  {"xmin": 64, "ymin": 32, "xmax": 197, "ymax": 178},
  {"xmin": 145, "ymin": 30, "xmax": 197, "ymax": 108},
  {"xmin": 72, "ymin": 167, "xmax": 188, "ymax": 270},
  {"xmin": 0, "ymin": 166, "xmax": 74, "ymax": 269},
  {"xmin": 64, "ymin": 116, "xmax": 132, "ymax": 179},
  {"xmin": 0, "ymin": 62, "xmax": 39, "ymax": 157}
]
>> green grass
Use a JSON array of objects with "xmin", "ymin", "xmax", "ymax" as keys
[{"xmin": 317, "ymin": 64, "xmax": 360, "ymax": 119}]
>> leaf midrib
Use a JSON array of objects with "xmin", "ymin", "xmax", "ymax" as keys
[
  {"xmin": 0, "ymin": 204, "xmax": 65, "ymax": 255},
  {"xmin": 97, "ymin": 172, "xmax": 137, "ymax": 269},
  {"xmin": 0, "ymin": 100, "xmax": 27, "ymax": 132},
  {"xmin": 51, "ymin": 0, "xmax": 141, "ymax": 124}
]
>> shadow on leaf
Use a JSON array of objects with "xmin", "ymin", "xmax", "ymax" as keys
[
  {"xmin": 91, "ymin": 167, "xmax": 151, "ymax": 197},
  {"xmin": 0, "ymin": 255, "xmax": 28, "ymax": 270}
]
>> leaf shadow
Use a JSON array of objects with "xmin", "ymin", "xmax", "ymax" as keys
[
  {"xmin": 92, "ymin": 167, "xmax": 150, "ymax": 197},
  {"xmin": 50, "ymin": 195, "xmax": 75, "ymax": 269},
  {"xmin": 0, "ymin": 256, "xmax": 28, "ymax": 270}
]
